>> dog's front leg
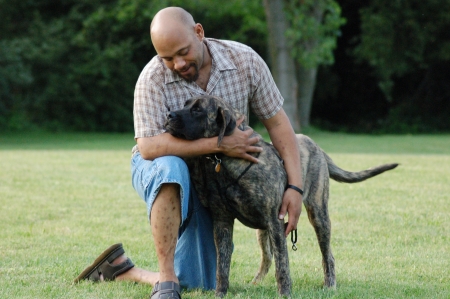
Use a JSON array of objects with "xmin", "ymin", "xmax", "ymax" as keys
[
  {"xmin": 269, "ymin": 219, "xmax": 292, "ymax": 297},
  {"xmin": 213, "ymin": 219, "xmax": 234, "ymax": 298}
]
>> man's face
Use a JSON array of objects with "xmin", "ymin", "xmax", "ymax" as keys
[{"xmin": 152, "ymin": 25, "xmax": 204, "ymax": 82}]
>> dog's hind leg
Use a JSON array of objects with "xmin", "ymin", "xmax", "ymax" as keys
[
  {"xmin": 252, "ymin": 229, "xmax": 272, "ymax": 284},
  {"xmin": 304, "ymin": 168, "xmax": 336, "ymax": 288}
]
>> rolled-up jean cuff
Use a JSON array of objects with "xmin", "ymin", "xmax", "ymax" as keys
[{"xmin": 131, "ymin": 153, "xmax": 190, "ymax": 225}]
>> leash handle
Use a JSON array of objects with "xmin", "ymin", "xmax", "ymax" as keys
[
  {"xmin": 291, "ymin": 229, "xmax": 298, "ymax": 251},
  {"xmin": 285, "ymin": 222, "xmax": 298, "ymax": 251}
]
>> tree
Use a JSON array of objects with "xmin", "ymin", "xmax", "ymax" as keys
[
  {"xmin": 263, "ymin": 0, "xmax": 299, "ymax": 129},
  {"xmin": 263, "ymin": 0, "xmax": 345, "ymax": 130},
  {"xmin": 353, "ymin": 0, "xmax": 450, "ymax": 131}
]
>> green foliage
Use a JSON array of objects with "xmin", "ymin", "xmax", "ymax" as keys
[
  {"xmin": 0, "ymin": 0, "xmax": 265, "ymax": 132},
  {"xmin": 353, "ymin": 0, "xmax": 450, "ymax": 100},
  {"xmin": 3, "ymin": 0, "xmax": 449, "ymax": 133},
  {"xmin": 311, "ymin": 0, "xmax": 450, "ymax": 134},
  {"xmin": 348, "ymin": 0, "xmax": 450, "ymax": 133},
  {"xmin": 0, "ymin": 39, "xmax": 33, "ymax": 129},
  {"xmin": 0, "ymin": 0, "xmax": 141, "ymax": 131},
  {"xmin": 284, "ymin": 0, "xmax": 346, "ymax": 68}
]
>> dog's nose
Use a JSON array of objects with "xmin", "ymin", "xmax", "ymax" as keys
[{"xmin": 168, "ymin": 112, "xmax": 177, "ymax": 119}]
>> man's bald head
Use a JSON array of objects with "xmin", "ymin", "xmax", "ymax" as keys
[
  {"xmin": 150, "ymin": 7, "xmax": 196, "ymax": 42},
  {"xmin": 149, "ymin": 7, "xmax": 208, "ymax": 83}
]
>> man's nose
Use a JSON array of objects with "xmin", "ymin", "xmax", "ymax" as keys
[{"xmin": 173, "ymin": 56, "xmax": 186, "ymax": 70}]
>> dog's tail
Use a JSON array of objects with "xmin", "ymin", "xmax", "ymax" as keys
[{"xmin": 323, "ymin": 152, "xmax": 399, "ymax": 183}]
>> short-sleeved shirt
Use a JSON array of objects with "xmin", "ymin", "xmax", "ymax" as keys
[{"xmin": 132, "ymin": 38, "xmax": 284, "ymax": 154}]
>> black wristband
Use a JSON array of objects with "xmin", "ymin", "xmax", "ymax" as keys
[{"xmin": 286, "ymin": 184, "xmax": 304, "ymax": 195}]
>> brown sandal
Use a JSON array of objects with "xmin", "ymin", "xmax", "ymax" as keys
[
  {"xmin": 150, "ymin": 281, "xmax": 181, "ymax": 299},
  {"xmin": 74, "ymin": 243, "xmax": 134, "ymax": 283}
]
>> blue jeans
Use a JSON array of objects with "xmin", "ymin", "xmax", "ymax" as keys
[{"xmin": 131, "ymin": 153, "xmax": 216, "ymax": 290}]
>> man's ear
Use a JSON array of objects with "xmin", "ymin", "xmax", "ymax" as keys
[
  {"xmin": 194, "ymin": 23, "xmax": 205, "ymax": 41},
  {"xmin": 217, "ymin": 107, "xmax": 236, "ymax": 147}
]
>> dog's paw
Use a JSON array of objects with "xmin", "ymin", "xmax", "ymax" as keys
[{"xmin": 215, "ymin": 290, "xmax": 227, "ymax": 298}]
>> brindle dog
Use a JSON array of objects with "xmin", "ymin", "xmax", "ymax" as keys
[{"xmin": 164, "ymin": 95, "xmax": 398, "ymax": 297}]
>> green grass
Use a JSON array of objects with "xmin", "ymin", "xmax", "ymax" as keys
[{"xmin": 1, "ymin": 130, "xmax": 449, "ymax": 298}]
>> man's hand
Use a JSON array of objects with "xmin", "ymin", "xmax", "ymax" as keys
[
  {"xmin": 218, "ymin": 117, "xmax": 262, "ymax": 163},
  {"xmin": 279, "ymin": 188, "xmax": 303, "ymax": 237}
]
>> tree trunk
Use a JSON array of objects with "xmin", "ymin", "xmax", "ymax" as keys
[
  {"xmin": 295, "ymin": 1, "xmax": 324, "ymax": 128},
  {"xmin": 263, "ymin": 0, "xmax": 300, "ymax": 131},
  {"xmin": 296, "ymin": 64, "xmax": 318, "ymax": 128}
]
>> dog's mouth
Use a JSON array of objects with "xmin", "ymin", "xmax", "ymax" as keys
[
  {"xmin": 164, "ymin": 116, "xmax": 192, "ymax": 140},
  {"xmin": 164, "ymin": 118, "xmax": 182, "ymax": 130}
]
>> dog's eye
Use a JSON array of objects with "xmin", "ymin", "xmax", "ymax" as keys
[{"xmin": 191, "ymin": 106, "xmax": 202, "ymax": 113}]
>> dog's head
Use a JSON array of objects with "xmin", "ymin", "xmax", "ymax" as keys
[{"xmin": 164, "ymin": 95, "xmax": 242, "ymax": 146}]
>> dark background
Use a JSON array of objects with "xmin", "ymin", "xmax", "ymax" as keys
[{"xmin": 1, "ymin": 0, "xmax": 449, "ymax": 133}]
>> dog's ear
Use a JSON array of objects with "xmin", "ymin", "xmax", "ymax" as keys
[{"xmin": 217, "ymin": 107, "xmax": 236, "ymax": 147}]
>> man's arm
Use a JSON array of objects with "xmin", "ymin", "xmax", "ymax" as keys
[
  {"xmin": 137, "ymin": 121, "xmax": 262, "ymax": 162},
  {"xmin": 261, "ymin": 108, "xmax": 303, "ymax": 236}
]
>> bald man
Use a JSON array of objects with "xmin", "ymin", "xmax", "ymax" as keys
[{"xmin": 75, "ymin": 7, "xmax": 302, "ymax": 299}]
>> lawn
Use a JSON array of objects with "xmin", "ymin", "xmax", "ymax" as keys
[{"xmin": 0, "ymin": 130, "xmax": 449, "ymax": 298}]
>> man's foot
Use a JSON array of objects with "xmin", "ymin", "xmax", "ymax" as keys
[
  {"xmin": 74, "ymin": 243, "xmax": 160, "ymax": 285},
  {"xmin": 150, "ymin": 281, "xmax": 181, "ymax": 299},
  {"xmin": 74, "ymin": 243, "xmax": 135, "ymax": 283}
]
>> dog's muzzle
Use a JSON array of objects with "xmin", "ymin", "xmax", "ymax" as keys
[{"xmin": 165, "ymin": 112, "xmax": 184, "ymax": 130}]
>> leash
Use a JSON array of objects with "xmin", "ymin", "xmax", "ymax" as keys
[
  {"xmin": 284, "ymin": 223, "xmax": 298, "ymax": 251},
  {"xmin": 206, "ymin": 154, "xmax": 257, "ymax": 190},
  {"xmin": 291, "ymin": 229, "xmax": 298, "ymax": 251}
]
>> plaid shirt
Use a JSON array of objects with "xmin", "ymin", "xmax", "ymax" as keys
[{"xmin": 132, "ymin": 38, "xmax": 284, "ymax": 154}]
